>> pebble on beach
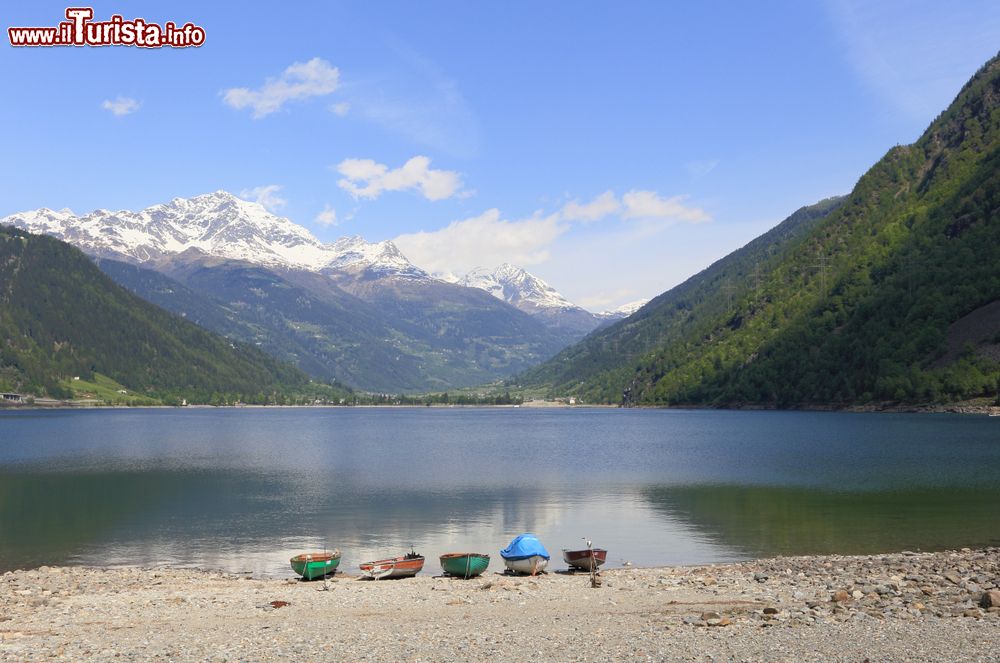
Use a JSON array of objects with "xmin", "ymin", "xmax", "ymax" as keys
[{"xmin": 1, "ymin": 548, "xmax": 999, "ymax": 661}]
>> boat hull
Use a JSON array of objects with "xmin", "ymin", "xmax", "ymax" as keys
[
  {"xmin": 503, "ymin": 555, "xmax": 549, "ymax": 575},
  {"xmin": 562, "ymin": 548, "xmax": 607, "ymax": 571},
  {"xmin": 359, "ymin": 556, "xmax": 425, "ymax": 579},
  {"xmin": 440, "ymin": 553, "xmax": 490, "ymax": 578},
  {"xmin": 290, "ymin": 551, "xmax": 341, "ymax": 580}
]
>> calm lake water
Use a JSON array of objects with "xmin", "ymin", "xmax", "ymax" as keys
[{"xmin": 1, "ymin": 408, "xmax": 998, "ymax": 576}]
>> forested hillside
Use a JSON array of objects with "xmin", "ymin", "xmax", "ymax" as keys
[
  {"xmin": 0, "ymin": 227, "xmax": 345, "ymax": 404},
  {"xmin": 518, "ymin": 196, "xmax": 845, "ymax": 400},
  {"xmin": 520, "ymin": 53, "xmax": 1000, "ymax": 407},
  {"xmin": 103, "ymin": 255, "xmax": 427, "ymax": 391}
]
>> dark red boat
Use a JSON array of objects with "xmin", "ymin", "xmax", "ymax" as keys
[
  {"xmin": 359, "ymin": 549, "xmax": 425, "ymax": 579},
  {"xmin": 562, "ymin": 547, "xmax": 608, "ymax": 571}
]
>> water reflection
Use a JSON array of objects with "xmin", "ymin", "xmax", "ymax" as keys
[
  {"xmin": 0, "ymin": 468, "xmax": 733, "ymax": 575},
  {"xmin": 1, "ymin": 408, "xmax": 998, "ymax": 575},
  {"xmin": 642, "ymin": 484, "xmax": 1000, "ymax": 557}
]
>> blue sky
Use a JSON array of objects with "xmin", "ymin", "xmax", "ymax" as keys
[{"xmin": 2, "ymin": 1, "xmax": 999, "ymax": 310}]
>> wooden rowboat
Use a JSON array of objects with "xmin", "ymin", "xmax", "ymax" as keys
[
  {"xmin": 439, "ymin": 553, "xmax": 490, "ymax": 578},
  {"xmin": 359, "ymin": 551, "xmax": 425, "ymax": 579},
  {"xmin": 290, "ymin": 550, "xmax": 341, "ymax": 580},
  {"xmin": 562, "ymin": 547, "xmax": 608, "ymax": 571}
]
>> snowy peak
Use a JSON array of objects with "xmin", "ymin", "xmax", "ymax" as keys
[
  {"xmin": 456, "ymin": 263, "xmax": 612, "ymax": 338},
  {"xmin": 598, "ymin": 299, "xmax": 649, "ymax": 319},
  {"xmin": 616, "ymin": 299, "xmax": 649, "ymax": 316},
  {"xmin": 432, "ymin": 271, "xmax": 462, "ymax": 284},
  {"xmin": 0, "ymin": 192, "xmax": 425, "ymax": 278},
  {"xmin": 325, "ymin": 235, "xmax": 426, "ymax": 277},
  {"xmin": 460, "ymin": 263, "xmax": 579, "ymax": 312}
]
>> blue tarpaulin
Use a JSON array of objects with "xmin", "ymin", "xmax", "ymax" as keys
[{"xmin": 500, "ymin": 533, "xmax": 550, "ymax": 560}]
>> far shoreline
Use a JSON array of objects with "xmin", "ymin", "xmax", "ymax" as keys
[{"xmin": 2, "ymin": 399, "xmax": 998, "ymax": 415}]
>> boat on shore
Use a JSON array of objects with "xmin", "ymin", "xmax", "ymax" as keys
[
  {"xmin": 439, "ymin": 552, "xmax": 490, "ymax": 578},
  {"xmin": 562, "ymin": 547, "xmax": 608, "ymax": 571},
  {"xmin": 290, "ymin": 550, "xmax": 341, "ymax": 580},
  {"xmin": 359, "ymin": 550, "xmax": 425, "ymax": 579},
  {"xmin": 504, "ymin": 555, "xmax": 549, "ymax": 574},
  {"xmin": 500, "ymin": 533, "xmax": 550, "ymax": 575}
]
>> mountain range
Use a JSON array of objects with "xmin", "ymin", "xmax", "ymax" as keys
[
  {"xmin": 2, "ymin": 193, "xmax": 626, "ymax": 392},
  {"xmin": 519, "ymin": 53, "xmax": 1000, "ymax": 407},
  {"xmin": 0, "ymin": 225, "xmax": 338, "ymax": 404},
  {"xmin": 12, "ymin": 51, "xmax": 996, "ymax": 407},
  {"xmin": 3, "ymin": 191, "xmax": 425, "ymax": 276}
]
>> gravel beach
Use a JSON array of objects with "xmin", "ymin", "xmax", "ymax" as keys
[{"xmin": 2, "ymin": 548, "xmax": 998, "ymax": 662}]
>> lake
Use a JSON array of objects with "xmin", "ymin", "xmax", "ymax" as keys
[{"xmin": 1, "ymin": 407, "xmax": 998, "ymax": 577}]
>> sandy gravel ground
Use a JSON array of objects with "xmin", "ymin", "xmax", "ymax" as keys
[{"xmin": 2, "ymin": 548, "xmax": 998, "ymax": 662}]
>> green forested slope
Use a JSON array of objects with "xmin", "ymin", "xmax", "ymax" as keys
[
  {"xmin": 101, "ymin": 256, "xmax": 426, "ymax": 391},
  {"xmin": 521, "ymin": 53, "xmax": 1000, "ymax": 406},
  {"xmin": 0, "ymin": 226, "xmax": 340, "ymax": 403},
  {"xmin": 517, "ymin": 196, "xmax": 845, "ymax": 401}
]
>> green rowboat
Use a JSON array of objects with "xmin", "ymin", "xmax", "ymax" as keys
[
  {"xmin": 440, "ymin": 552, "xmax": 490, "ymax": 578},
  {"xmin": 290, "ymin": 550, "xmax": 341, "ymax": 580}
]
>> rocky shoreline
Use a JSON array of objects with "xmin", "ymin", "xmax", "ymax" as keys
[{"xmin": 2, "ymin": 548, "xmax": 998, "ymax": 661}]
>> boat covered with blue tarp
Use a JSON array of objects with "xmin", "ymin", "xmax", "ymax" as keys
[{"xmin": 500, "ymin": 533, "xmax": 550, "ymax": 574}]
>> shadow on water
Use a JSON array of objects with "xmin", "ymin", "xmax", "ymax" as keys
[{"xmin": 642, "ymin": 483, "xmax": 1000, "ymax": 558}]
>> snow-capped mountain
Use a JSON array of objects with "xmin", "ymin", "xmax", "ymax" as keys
[
  {"xmin": 456, "ymin": 263, "xmax": 611, "ymax": 338},
  {"xmin": 459, "ymin": 263, "xmax": 579, "ymax": 313},
  {"xmin": 598, "ymin": 299, "xmax": 649, "ymax": 319},
  {"xmin": 456, "ymin": 263, "xmax": 647, "ymax": 322},
  {"xmin": 0, "ymin": 191, "xmax": 591, "ymax": 393},
  {"xmin": 0, "ymin": 191, "xmax": 425, "ymax": 278},
  {"xmin": 324, "ymin": 235, "xmax": 426, "ymax": 277}
]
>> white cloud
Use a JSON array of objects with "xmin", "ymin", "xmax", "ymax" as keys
[
  {"xmin": 394, "ymin": 209, "xmax": 567, "ymax": 275},
  {"xmin": 330, "ymin": 102, "xmax": 350, "ymax": 116},
  {"xmin": 239, "ymin": 185, "xmax": 286, "ymax": 212},
  {"xmin": 223, "ymin": 58, "xmax": 340, "ymax": 119},
  {"xmin": 541, "ymin": 219, "xmax": 747, "ymax": 313},
  {"xmin": 314, "ymin": 204, "xmax": 338, "ymax": 226},
  {"xmin": 559, "ymin": 190, "xmax": 621, "ymax": 222},
  {"xmin": 621, "ymin": 190, "xmax": 710, "ymax": 223},
  {"xmin": 392, "ymin": 188, "xmax": 710, "ymax": 311},
  {"xmin": 556, "ymin": 189, "xmax": 709, "ymax": 224},
  {"xmin": 336, "ymin": 156, "xmax": 463, "ymax": 201},
  {"xmin": 101, "ymin": 96, "xmax": 140, "ymax": 116}
]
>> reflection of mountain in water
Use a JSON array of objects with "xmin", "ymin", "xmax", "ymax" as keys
[
  {"xmin": 0, "ymin": 468, "xmax": 579, "ymax": 574},
  {"xmin": 0, "ymin": 471, "xmax": 187, "ymax": 571},
  {"xmin": 6, "ymin": 408, "xmax": 1000, "ymax": 575},
  {"xmin": 642, "ymin": 484, "xmax": 1000, "ymax": 558}
]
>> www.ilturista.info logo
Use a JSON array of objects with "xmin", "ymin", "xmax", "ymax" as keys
[{"xmin": 8, "ymin": 8, "xmax": 205, "ymax": 48}]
